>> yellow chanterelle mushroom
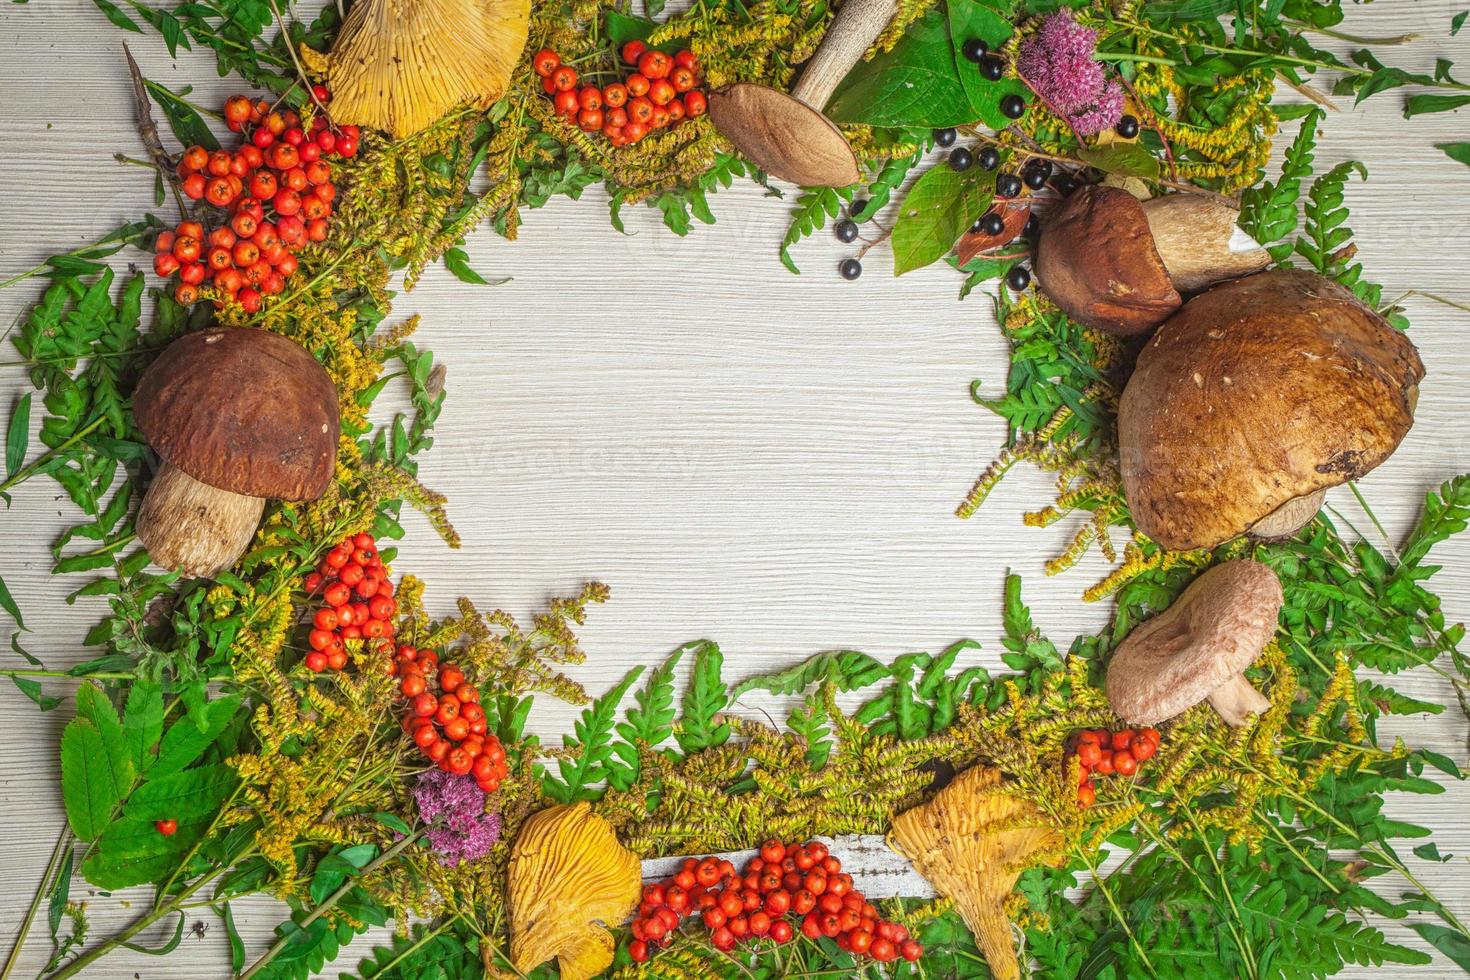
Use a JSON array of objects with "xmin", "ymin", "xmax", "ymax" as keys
[{"xmin": 302, "ymin": 0, "xmax": 531, "ymax": 139}]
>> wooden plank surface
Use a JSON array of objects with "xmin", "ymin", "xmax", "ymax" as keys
[{"xmin": 0, "ymin": 2, "xmax": 1467, "ymax": 976}]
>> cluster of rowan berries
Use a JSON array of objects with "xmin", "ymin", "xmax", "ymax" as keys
[
  {"xmin": 300, "ymin": 533, "xmax": 398, "ymax": 672},
  {"xmin": 392, "ymin": 647, "xmax": 509, "ymax": 793},
  {"xmin": 1071, "ymin": 726, "xmax": 1160, "ymax": 807},
  {"xmin": 534, "ymin": 41, "xmax": 707, "ymax": 146},
  {"xmin": 151, "ymin": 89, "xmax": 356, "ymax": 311},
  {"xmin": 629, "ymin": 839, "xmax": 923, "ymax": 965}
]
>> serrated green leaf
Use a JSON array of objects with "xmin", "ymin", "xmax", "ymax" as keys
[
  {"xmin": 731, "ymin": 649, "xmax": 890, "ymax": 698},
  {"xmin": 152, "ymin": 694, "xmax": 242, "ymax": 776},
  {"xmin": 676, "ymin": 642, "xmax": 730, "ymax": 753},
  {"xmin": 544, "ymin": 665, "xmax": 644, "ymax": 802},
  {"xmin": 60, "ymin": 717, "xmax": 130, "ymax": 841},
  {"xmin": 124, "ymin": 763, "xmax": 236, "ymax": 821}
]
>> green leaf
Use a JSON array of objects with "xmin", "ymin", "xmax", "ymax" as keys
[
  {"xmin": 144, "ymin": 80, "xmax": 219, "ymax": 150},
  {"xmin": 90, "ymin": 0, "xmax": 142, "ymax": 32},
  {"xmin": 828, "ymin": 6, "xmax": 975, "ymax": 128},
  {"xmin": 124, "ymin": 763, "xmax": 237, "ymax": 821},
  {"xmin": 1404, "ymin": 94, "xmax": 1470, "ymax": 117},
  {"xmin": 442, "ymin": 246, "xmax": 505, "ymax": 286},
  {"xmin": 1409, "ymin": 922, "xmax": 1470, "ymax": 970},
  {"xmin": 1076, "ymin": 143, "xmax": 1162, "ymax": 181},
  {"xmin": 779, "ymin": 187, "xmax": 852, "ymax": 274},
  {"xmin": 1436, "ymin": 142, "xmax": 1470, "ymax": 167},
  {"xmin": 152, "ymin": 694, "xmax": 242, "ymax": 776},
  {"xmin": 6, "ymin": 392, "xmax": 29, "ymax": 477},
  {"xmin": 891, "ymin": 165, "xmax": 994, "ymax": 275},
  {"xmin": 947, "ymin": 0, "xmax": 1028, "ymax": 126},
  {"xmin": 610, "ymin": 647, "xmax": 684, "ymax": 789},
  {"xmin": 1454, "ymin": 11, "xmax": 1468, "ymax": 35},
  {"xmin": 82, "ymin": 815, "xmax": 197, "ymax": 890},
  {"xmin": 731, "ymin": 650, "xmax": 890, "ymax": 698},
  {"xmin": 676, "ymin": 642, "xmax": 730, "ymax": 753},
  {"xmin": 544, "ymin": 666, "xmax": 644, "ymax": 803},
  {"xmin": 219, "ymin": 901, "xmax": 246, "ymax": 973},
  {"xmin": 48, "ymin": 845, "xmax": 73, "ymax": 943},
  {"xmin": 60, "ymin": 717, "xmax": 131, "ymax": 841},
  {"xmin": 122, "ymin": 679, "xmax": 163, "ymax": 773},
  {"xmin": 604, "ymin": 10, "xmax": 681, "ymax": 53},
  {"xmin": 0, "ymin": 573, "xmax": 26, "ymax": 629}
]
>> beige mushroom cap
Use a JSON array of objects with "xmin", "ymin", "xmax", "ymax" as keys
[
  {"xmin": 1106, "ymin": 560, "xmax": 1283, "ymax": 726},
  {"xmin": 707, "ymin": 83, "xmax": 862, "ymax": 188},
  {"xmin": 1034, "ymin": 185, "xmax": 1181, "ymax": 337},
  {"xmin": 1119, "ymin": 268, "xmax": 1423, "ymax": 551},
  {"xmin": 314, "ymin": 0, "xmax": 531, "ymax": 139}
]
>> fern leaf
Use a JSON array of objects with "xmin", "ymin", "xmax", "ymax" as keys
[
  {"xmin": 675, "ymin": 642, "xmax": 730, "ymax": 753},
  {"xmin": 543, "ymin": 665, "xmax": 644, "ymax": 803}
]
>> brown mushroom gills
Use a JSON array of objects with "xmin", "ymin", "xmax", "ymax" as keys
[
  {"xmin": 707, "ymin": 0, "xmax": 896, "ymax": 187},
  {"xmin": 136, "ymin": 461, "xmax": 266, "ymax": 578}
]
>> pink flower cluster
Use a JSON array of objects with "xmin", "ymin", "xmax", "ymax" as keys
[
  {"xmin": 413, "ymin": 769, "xmax": 501, "ymax": 866},
  {"xmin": 1015, "ymin": 12, "xmax": 1124, "ymax": 136}
]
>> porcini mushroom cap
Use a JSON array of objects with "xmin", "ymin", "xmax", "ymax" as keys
[
  {"xmin": 1035, "ymin": 185, "xmax": 1181, "ymax": 336},
  {"xmin": 314, "ymin": 0, "xmax": 531, "ymax": 139},
  {"xmin": 1106, "ymin": 560, "xmax": 1282, "ymax": 726},
  {"xmin": 708, "ymin": 83, "xmax": 862, "ymax": 188},
  {"xmin": 134, "ymin": 328, "xmax": 339, "ymax": 501},
  {"xmin": 1119, "ymin": 268, "xmax": 1423, "ymax": 551}
]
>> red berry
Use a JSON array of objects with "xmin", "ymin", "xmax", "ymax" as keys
[
  {"xmin": 628, "ymin": 939, "xmax": 649, "ymax": 963},
  {"xmin": 621, "ymin": 39, "xmax": 647, "ymax": 64},
  {"xmin": 770, "ymin": 919, "xmax": 793, "ymax": 944},
  {"xmin": 1114, "ymin": 749, "xmax": 1139, "ymax": 776},
  {"xmin": 710, "ymin": 925, "xmax": 736, "ymax": 951},
  {"xmin": 638, "ymin": 50, "xmax": 672, "ymax": 79},
  {"xmin": 682, "ymin": 91, "xmax": 707, "ymax": 117},
  {"xmin": 155, "ymin": 819, "xmax": 178, "ymax": 836},
  {"xmin": 304, "ymin": 651, "xmax": 328, "ymax": 672},
  {"xmin": 900, "ymin": 939, "xmax": 922, "ymax": 962},
  {"xmin": 1077, "ymin": 781, "xmax": 1096, "ymax": 807},
  {"xmin": 1077, "ymin": 741, "xmax": 1102, "ymax": 768},
  {"xmin": 533, "ymin": 49, "xmax": 560, "ymax": 77}
]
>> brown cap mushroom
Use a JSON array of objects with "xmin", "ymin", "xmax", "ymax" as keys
[
  {"xmin": 1119, "ymin": 268, "xmax": 1423, "ymax": 551},
  {"xmin": 133, "ymin": 328, "xmax": 339, "ymax": 578},
  {"xmin": 708, "ymin": 0, "xmax": 897, "ymax": 186},
  {"xmin": 1106, "ymin": 559, "xmax": 1282, "ymax": 726},
  {"xmin": 300, "ymin": 0, "xmax": 531, "ymax": 139},
  {"xmin": 1034, "ymin": 186, "xmax": 1271, "ymax": 336}
]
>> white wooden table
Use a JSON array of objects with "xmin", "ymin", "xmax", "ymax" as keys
[{"xmin": 1, "ymin": 2, "xmax": 1468, "ymax": 976}]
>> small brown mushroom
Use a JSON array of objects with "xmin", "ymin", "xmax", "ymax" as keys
[
  {"xmin": 708, "ymin": 0, "xmax": 897, "ymax": 187},
  {"xmin": 1034, "ymin": 186, "xmax": 1271, "ymax": 336},
  {"xmin": 1106, "ymin": 560, "xmax": 1282, "ymax": 726},
  {"xmin": 133, "ymin": 328, "xmax": 339, "ymax": 578},
  {"xmin": 1119, "ymin": 268, "xmax": 1423, "ymax": 551}
]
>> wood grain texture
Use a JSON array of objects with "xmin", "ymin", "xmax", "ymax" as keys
[{"xmin": 0, "ymin": 2, "xmax": 1468, "ymax": 976}]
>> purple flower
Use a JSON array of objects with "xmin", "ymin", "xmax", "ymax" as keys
[
  {"xmin": 1016, "ymin": 12, "xmax": 1125, "ymax": 136},
  {"xmin": 412, "ymin": 769, "xmax": 501, "ymax": 866}
]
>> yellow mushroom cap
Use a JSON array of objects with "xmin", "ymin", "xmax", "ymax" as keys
[
  {"xmin": 316, "ymin": 0, "xmax": 531, "ymax": 138},
  {"xmin": 508, "ymin": 802, "xmax": 641, "ymax": 980},
  {"xmin": 890, "ymin": 766, "xmax": 1060, "ymax": 980}
]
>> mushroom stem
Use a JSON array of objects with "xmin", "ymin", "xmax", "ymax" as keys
[
  {"xmin": 790, "ymin": 0, "xmax": 899, "ymax": 109},
  {"xmin": 1249, "ymin": 488, "xmax": 1327, "ymax": 539},
  {"xmin": 969, "ymin": 904, "xmax": 1021, "ymax": 980},
  {"xmin": 136, "ymin": 461, "xmax": 265, "ymax": 578},
  {"xmin": 1206, "ymin": 673, "xmax": 1271, "ymax": 726},
  {"xmin": 1140, "ymin": 195, "xmax": 1271, "ymax": 294}
]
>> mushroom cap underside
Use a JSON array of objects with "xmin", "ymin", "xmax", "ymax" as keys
[
  {"xmin": 1119, "ymin": 268, "xmax": 1423, "ymax": 551},
  {"xmin": 133, "ymin": 328, "xmax": 340, "ymax": 501},
  {"xmin": 322, "ymin": 0, "xmax": 532, "ymax": 138},
  {"xmin": 1105, "ymin": 559, "xmax": 1283, "ymax": 725},
  {"xmin": 708, "ymin": 83, "xmax": 862, "ymax": 188},
  {"xmin": 1034, "ymin": 184, "xmax": 1181, "ymax": 336}
]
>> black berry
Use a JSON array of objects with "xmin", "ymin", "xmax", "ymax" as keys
[
  {"xmin": 1000, "ymin": 94, "xmax": 1026, "ymax": 119},
  {"xmin": 948, "ymin": 147, "xmax": 974, "ymax": 171},
  {"xmin": 1023, "ymin": 214, "xmax": 1040, "ymax": 238},
  {"xmin": 1023, "ymin": 160, "xmax": 1052, "ymax": 190},
  {"xmin": 979, "ymin": 56, "xmax": 1006, "ymax": 81},
  {"xmin": 839, "ymin": 258, "xmax": 862, "ymax": 281},
  {"xmin": 1116, "ymin": 114, "xmax": 1140, "ymax": 139},
  {"xmin": 849, "ymin": 198, "xmax": 870, "ymax": 219},
  {"xmin": 995, "ymin": 173, "xmax": 1022, "ymax": 198},
  {"xmin": 977, "ymin": 147, "xmax": 1001, "ymax": 170},
  {"xmin": 961, "ymin": 38, "xmax": 989, "ymax": 63},
  {"xmin": 979, "ymin": 211, "xmax": 1006, "ymax": 236},
  {"xmin": 1052, "ymin": 174, "xmax": 1080, "ymax": 197},
  {"xmin": 835, "ymin": 219, "xmax": 858, "ymax": 243},
  {"xmin": 933, "ymin": 127, "xmax": 957, "ymax": 148},
  {"xmin": 1006, "ymin": 265, "xmax": 1032, "ymax": 291}
]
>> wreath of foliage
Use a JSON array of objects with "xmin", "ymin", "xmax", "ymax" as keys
[{"xmin": 2, "ymin": 0, "xmax": 1470, "ymax": 978}]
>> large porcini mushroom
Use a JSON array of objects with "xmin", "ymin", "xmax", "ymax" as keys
[
  {"xmin": 301, "ymin": 0, "xmax": 531, "ymax": 139},
  {"xmin": 1106, "ymin": 560, "xmax": 1282, "ymax": 726},
  {"xmin": 1119, "ymin": 268, "xmax": 1423, "ymax": 550},
  {"xmin": 509, "ymin": 802, "xmax": 641, "ymax": 980},
  {"xmin": 708, "ymin": 0, "xmax": 897, "ymax": 186},
  {"xmin": 1035, "ymin": 185, "xmax": 1271, "ymax": 336},
  {"xmin": 133, "ymin": 328, "xmax": 339, "ymax": 578},
  {"xmin": 889, "ymin": 765, "xmax": 1060, "ymax": 980}
]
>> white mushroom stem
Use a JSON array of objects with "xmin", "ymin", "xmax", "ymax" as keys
[
  {"xmin": 790, "ymin": 0, "xmax": 899, "ymax": 109},
  {"xmin": 1140, "ymin": 195, "xmax": 1272, "ymax": 293},
  {"xmin": 1206, "ymin": 674, "xmax": 1272, "ymax": 727},
  {"xmin": 136, "ymin": 461, "xmax": 265, "ymax": 578}
]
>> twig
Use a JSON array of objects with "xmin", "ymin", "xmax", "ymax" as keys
[
  {"xmin": 121, "ymin": 43, "xmax": 188, "ymax": 218},
  {"xmin": 1, "ymin": 828, "xmax": 71, "ymax": 980}
]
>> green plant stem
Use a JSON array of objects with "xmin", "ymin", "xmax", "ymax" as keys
[
  {"xmin": 238, "ymin": 833, "xmax": 420, "ymax": 980},
  {"xmin": 0, "ymin": 668, "xmax": 135, "ymax": 680},
  {"xmin": 0, "ymin": 417, "xmax": 107, "ymax": 497},
  {"xmin": 44, "ymin": 862, "xmax": 224, "ymax": 980},
  {"xmin": 0, "ymin": 828, "xmax": 70, "ymax": 980}
]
